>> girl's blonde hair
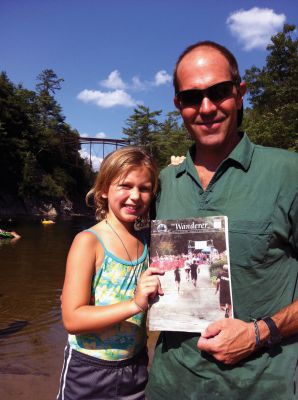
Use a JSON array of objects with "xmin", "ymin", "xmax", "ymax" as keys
[{"xmin": 86, "ymin": 146, "xmax": 158, "ymax": 220}]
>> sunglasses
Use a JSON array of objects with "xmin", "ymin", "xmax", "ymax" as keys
[{"xmin": 176, "ymin": 80, "xmax": 236, "ymax": 107}]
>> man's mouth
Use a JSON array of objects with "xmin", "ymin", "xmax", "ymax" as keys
[{"xmin": 197, "ymin": 118, "xmax": 225, "ymax": 126}]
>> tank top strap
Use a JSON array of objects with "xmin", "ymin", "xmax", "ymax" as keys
[
  {"xmin": 85, "ymin": 228, "xmax": 148, "ymax": 265},
  {"xmin": 84, "ymin": 228, "xmax": 107, "ymax": 253}
]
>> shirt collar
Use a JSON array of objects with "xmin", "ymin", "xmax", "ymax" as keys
[
  {"xmin": 226, "ymin": 132, "xmax": 254, "ymax": 170},
  {"xmin": 175, "ymin": 132, "xmax": 255, "ymax": 178}
]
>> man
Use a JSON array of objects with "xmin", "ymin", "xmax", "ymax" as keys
[
  {"xmin": 146, "ymin": 41, "xmax": 298, "ymax": 399},
  {"xmin": 215, "ymin": 264, "xmax": 231, "ymax": 317}
]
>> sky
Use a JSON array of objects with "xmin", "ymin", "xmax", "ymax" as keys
[{"xmin": 1, "ymin": 0, "xmax": 297, "ymax": 168}]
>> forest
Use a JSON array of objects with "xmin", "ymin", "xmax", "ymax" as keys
[
  {"xmin": 0, "ymin": 68, "xmax": 93, "ymax": 213},
  {"xmin": 0, "ymin": 24, "xmax": 297, "ymax": 214}
]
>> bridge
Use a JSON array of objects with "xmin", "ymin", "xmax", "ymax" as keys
[{"xmin": 79, "ymin": 136, "xmax": 129, "ymax": 168}]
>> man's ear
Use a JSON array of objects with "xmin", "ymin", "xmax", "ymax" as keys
[
  {"xmin": 237, "ymin": 82, "xmax": 246, "ymax": 110},
  {"xmin": 174, "ymin": 96, "xmax": 181, "ymax": 110}
]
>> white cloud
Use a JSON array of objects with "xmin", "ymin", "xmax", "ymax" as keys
[
  {"xmin": 77, "ymin": 89, "xmax": 137, "ymax": 108},
  {"xmin": 131, "ymin": 71, "xmax": 171, "ymax": 89},
  {"xmin": 227, "ymin": 7, "xmax": 286, "ymax": 50},
  {"xmin": 154, "ymin": 70, "xmax": 171, "ymax": 86},
  {"xmin": 100, "ymin": 70, "xmax": 126, "ymax": 90},
  {"xmin": 95, "ymin": 132, "xmax": 106, "ymax": 138},
  {"xmin": 79, "ymin": 132, "xmax": 106, "ymax": 138},
  {"xmin": 77, "ymin": 69, "xmax": 171, "ymax": 109},
  {"xmin": 79, "ymin": 149, "xmax": 103, "ymax": 171},
  {"xmin": 131, "ymin": 76, "xmax": 146, "ymax": 90},
  {"xmin": 100, "ymin": 69, "xmax": 171, "ymax": 90}
]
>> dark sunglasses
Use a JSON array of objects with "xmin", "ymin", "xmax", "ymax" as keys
[{"xmin": 176, "ymin": 80, "xmax": 236, "ymax": 107}]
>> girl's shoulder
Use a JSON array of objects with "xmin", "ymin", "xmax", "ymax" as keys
[
  {"xmin": 70, "ymin": 224, "xmax": 106, "ymax": 267},
  {"xmin": 74, "ymin": 222, "xmax": 106, "ymax": 247}
]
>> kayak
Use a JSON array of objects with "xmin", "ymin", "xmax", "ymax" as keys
[
  {"xmin": 0, "ymin": 231, "xmax": 14, "ymax": 239},
  {"xmin": 41, "ymin": 220, "xmax": 55, "ymax": 225}
]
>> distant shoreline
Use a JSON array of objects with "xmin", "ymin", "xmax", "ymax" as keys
[{"xmin": 0, "ymin": 194, "xmax": 92, "ymax": 219}]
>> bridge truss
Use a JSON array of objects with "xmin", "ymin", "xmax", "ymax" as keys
[{"xmin": 79, "ymin": 136, "xmax": 129, "ymax": 168}]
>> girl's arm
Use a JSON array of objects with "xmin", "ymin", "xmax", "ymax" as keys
[{"xmin": 62, "ymin": 232, "xmax": 162, "ymax": 334}]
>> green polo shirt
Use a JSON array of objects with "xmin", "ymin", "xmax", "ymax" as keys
[{"xmin": 146, "ymin": 133, "xmax": 298, "ymax": 400}]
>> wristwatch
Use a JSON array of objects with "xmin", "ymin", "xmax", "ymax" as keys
[{"xmin": 261, "ymin": 316, "xmax": 282, "ymax": 347}]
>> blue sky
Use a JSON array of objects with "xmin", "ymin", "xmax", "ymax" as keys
[{"xmin": 1, "ymin": 0, "xmax": 297, "ymax": 167}]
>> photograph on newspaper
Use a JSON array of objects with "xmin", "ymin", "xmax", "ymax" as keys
[{"xmin": 147, "ymin": 216, "xmax": 233, "ymax": 332}]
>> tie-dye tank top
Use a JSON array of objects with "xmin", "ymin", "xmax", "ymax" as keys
[{"xmin": 68, "ymin": 228, "xmax": 148, "ymax": 361}]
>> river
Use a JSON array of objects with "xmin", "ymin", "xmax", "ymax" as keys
[
  {"xmin": 0, "ymin": 216, "xmax": 94, "ymax": 400},
  {"xmin": 0, "ymin": 216, "xmax": 158, "ymax": 400}
]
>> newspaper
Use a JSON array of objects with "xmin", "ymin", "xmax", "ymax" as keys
[{"xmin": 147, "ymin": 216, "xmax": 233, "ymax": 332}]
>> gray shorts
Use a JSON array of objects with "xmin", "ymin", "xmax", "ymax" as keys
[{"xmin": 57, "ymin": 345, "xmax": 148, "ymax": 400}]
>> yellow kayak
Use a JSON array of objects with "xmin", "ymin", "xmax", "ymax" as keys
[{"xmin": 41, "ymin": 220, "xmax": 55, "ymax": 225}]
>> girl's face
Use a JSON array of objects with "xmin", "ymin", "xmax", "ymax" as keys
[{"xmin": 103, "ymin": 166, "xmax": 153, "ymax": 226}]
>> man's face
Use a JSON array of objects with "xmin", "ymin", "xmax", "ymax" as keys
[{"xmin": 174, "ymin": 47, "xmax": 246, "ymax": 154}]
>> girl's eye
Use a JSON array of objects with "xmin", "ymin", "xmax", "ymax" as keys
[
  {"xmin": 140, "ymin": 186, "xmax": 151, "ymax": 193},
  {"xmin": 118, "ymin": 184, "xmax": 130, "ymax": 189}
]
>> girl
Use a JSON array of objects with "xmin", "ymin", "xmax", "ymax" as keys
[{"xmin": 57, "ymin": 147, "xmax": 163, "ymax": 400}]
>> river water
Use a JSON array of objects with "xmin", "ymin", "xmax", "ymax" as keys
[
  {"xmin": 0, "ymin": 216, "xmax": 94, "ymax": 400},
  {"xmin": 0, "ymin": 217, "xmax": 159, "ymax": 399}
]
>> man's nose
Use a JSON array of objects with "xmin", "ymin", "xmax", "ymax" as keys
[{"xmin": 199, "ymin": 96, "xmax": 217, "ymax": 115}]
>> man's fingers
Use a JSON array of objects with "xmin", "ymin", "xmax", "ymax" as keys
[
  {"xmin": 197, "ymin": 336, "xmax": 214, "ymax": 352},
  {"xmin": 170, "ymin": 155, "xmax": 186, "ymax": 165},
  {"xmin": 201, "ymin": 321, "xmax": 222, "ymax": 338}
]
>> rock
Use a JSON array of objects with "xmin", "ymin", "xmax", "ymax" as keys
[{"xmin": 0, "ymin": 192, "xmax": 89, "ymax": 218}]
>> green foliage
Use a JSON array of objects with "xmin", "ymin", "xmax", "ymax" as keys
[
  {"xmin": 0, "ymin": 69, "xmax": 93, "ymax": 202},
  {"xmin": 122, "ymin": 104, "xmax": 162, "ymax": 151},
  {"xmin": 156, "ymin": 240, "xmax": 175, "ymax": 256},
  {"xmin": 123, "ymin": 108, "xmax": 193, "ymax": 169},
  {"xmin": 151, "ymin": 112, "xmax": 193, "ymax": 168},
  {"xmin": 19, "ymin": 151, "xmax": 41, "ymax": 196},
  {"xmin": 36, "ymin": 69, "xmax": 64, "ymax": 95},
  {"xmin": 39, "ymin": 174, "xmax": 65, "ymax": 198},
  {"xmin": 243, "ymin": 24, "xmax": 298, "ymax": 151},
  {"xmin": 209, "ymin": 257, "xmax": 227, "ymax": 284}
]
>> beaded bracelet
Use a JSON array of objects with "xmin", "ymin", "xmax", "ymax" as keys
[{"xmin": 252, "ymin": 318, "xmax": 261, "ymax": 347}]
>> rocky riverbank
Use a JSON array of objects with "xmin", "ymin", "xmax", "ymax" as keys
[{"xmin": 0, "ymin": 193, "xmax": 91, "ymax": 218}]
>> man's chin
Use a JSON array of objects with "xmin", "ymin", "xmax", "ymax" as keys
[{"xmin": 193, "ymin": 133, "xmax": 225, "ymax": 148}]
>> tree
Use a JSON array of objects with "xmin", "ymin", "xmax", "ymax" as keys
[
  {"xmin": 36, "ymin": 69, "xmax": 64, "ymax": 95},
  {"xmin": 122, "ymin": 104, "xmax": 162, "ymax": 151},
  {"xmin": 243, "ymin": 24, "xmax": 298, "ymax": 151},
  {"xmin": 0, "ymin": 72, "xmax": 35, "ymax": 191},
  {"xmin": 36, "ymin": 69, "xmax": 65, "ymax": 127},
  {"xmin": 151, "ymin": 111, "xmax": 192, "ymax": 168},
  {"xmin": 122, "ymin": 107, "xmax": 192, "ymax": 169},
  {"xmin": 0, "ymin": 69, "xmax": 93, "ymax": 205}
]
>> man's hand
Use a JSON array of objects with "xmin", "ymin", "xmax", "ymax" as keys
[
  {"xmin": 170, "ymin": 155, "xmax": 186, "ymax": 165},
  {"xmin": 197, "ymin": 318, "xmax": 256, "ymax": 365}
]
